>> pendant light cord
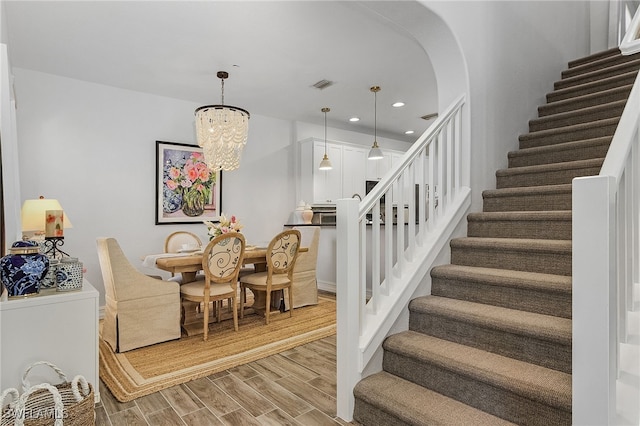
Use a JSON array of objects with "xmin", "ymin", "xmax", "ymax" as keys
[{"xmin": 324, "ymin": 110, "xmax": 328, "ymax": 154}]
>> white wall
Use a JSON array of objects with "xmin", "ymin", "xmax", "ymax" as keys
[
  {"xmin": 13, "ymin": 68, "xmax": 298, "ymax": 304},
  {"xmin": 369, "ymin": 1, "xmax": 592, "ymax": 213}
]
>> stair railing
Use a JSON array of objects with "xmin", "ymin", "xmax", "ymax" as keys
[
  {"xmin": 572, "ymin": 51, "xmax": 640, "ymax": 425},
  {"xmin": 335, "ymin": 94, "xmax": 471, "ymax": 421}
]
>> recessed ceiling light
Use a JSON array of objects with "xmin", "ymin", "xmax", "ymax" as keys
[
  {"xmin": 349, "ymin": 117, "xmax": 360, "ymax": 122},
  {"xmin": 392, "ymin": 102, "xmax": 405, "ymax": 108},
  {"xmin": 405, "ymin": 130, "xmax": 415, "ymax": 135}
]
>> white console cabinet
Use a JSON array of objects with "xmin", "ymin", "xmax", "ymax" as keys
[{"xmin": 0, "ymin": 280, "xmax": 100, "ymax": 402}]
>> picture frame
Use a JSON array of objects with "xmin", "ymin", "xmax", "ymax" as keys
[{"xmin": 155, "ymin": 140, "xmax": 222, "ymax": 225}]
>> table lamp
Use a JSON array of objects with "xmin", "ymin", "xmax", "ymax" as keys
[{"xmin": 21, "ymin": 196, "xmax": 73, "ymax": 258}]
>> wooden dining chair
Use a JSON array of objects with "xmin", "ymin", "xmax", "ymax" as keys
[
  {"xmin": 179, "ymin": 232, "xmax": 245, "ymax": 340},
  {"xmin": 240, "ymin": 229, "xmax": 301, "ymax": 325}
]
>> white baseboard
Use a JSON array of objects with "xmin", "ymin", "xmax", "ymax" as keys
[{"xmin": 318, "ymin": 280, "xmax": 336, "ymax": 294}]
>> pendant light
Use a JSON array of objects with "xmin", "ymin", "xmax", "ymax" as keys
[
  {"xmin": 195, "ymin": 71, "xmax": 250, "ymax": 172},
  {"xmin": 318, "ymin": 107, "xmax": 333, "ymax": 170},
  {"xmin": 368, "ymin": 85, "xmax": 384, "ymax": 160}
]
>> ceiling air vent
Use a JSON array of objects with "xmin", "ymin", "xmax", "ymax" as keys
[
  {"xmin": 421, "ymin": 112, "xmax": 438, "ymax": 121},
  {"xmin": 312, "ymin": 79, "xmax": 334, "ymax": 90}
]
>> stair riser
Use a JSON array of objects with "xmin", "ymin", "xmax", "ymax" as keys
[
  {"xmin": 353, "ymin": 400, "xmax": 410, "ymax": 426},
  {"xmin": 431, "ymin": 278, "xmax": 572, "ymax": 318},
  {"xmin": 547, "ymin": 72, "xmax": 637, "ymax": 103},
  {"xmin": 508, "ymin": 140, "xmax": 610, "ymax": 167},
  {"xmin": 519, "ymin": 120, "xmax": 618, "ymax": 149},
  {"xmin": 554, "ymin": 61, "xmax": 640, "ymax": 90},
  {"xmin": 562, "ymin": 54, "xmax": 640, "ymax": 78},
  {"xmin": 450, "ymin": 246, "xmax": 572, "ymax": 275},
  {"xmin": 382, "ymin": 351, "xmax": 571, "ymax": 426},
  {"xmin": 467, "ymin": 219, "xmax": 572, "ymax": 240},
  {"xmin": 529, "ymin": 104, "xmax": 624, "ymax": 132},
  {"xmin": 483, "ymin": 192, "xmax": 572, "ymax": 212},
  {"xmin": 496, "ymin": 164, "xmax": 602, "ymax": 188},
  {"xmin": 568, "ymin": 48, "xmax": 620, "ymax": 68},
  {"xmin": 408, "ymin": 312, "xmax": 571, "ymax": 372},
  {"xmin": 539, "ymin": 86, "xmax": 632, "ymax": 116}
]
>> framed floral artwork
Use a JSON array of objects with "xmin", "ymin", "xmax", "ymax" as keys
[{"xmin": 155, "ymin": 141, "xmax": 222, "ymax": 224}]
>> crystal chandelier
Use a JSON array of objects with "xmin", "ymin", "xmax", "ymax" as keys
[{"xmin": 195, "ymin": 71, "xmax": 250, "ymax": 172}]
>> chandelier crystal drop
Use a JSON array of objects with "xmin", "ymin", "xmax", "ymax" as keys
[{"xmin": 195, "ymin": 71, "xmax": 250, "ymax": 172}]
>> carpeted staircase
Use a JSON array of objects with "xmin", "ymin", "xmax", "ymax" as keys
[{"xmin": 352, "ymin": 47, "xmax": 640, "ymax": 425}]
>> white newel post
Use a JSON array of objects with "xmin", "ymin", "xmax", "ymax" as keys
[
  {"xmin": 573, "ymin": 175, "xmax": 617, "ymax": 425},
  {"xmin": 336, "ymin": 198, "xmax": 361, "ymax": 421}
]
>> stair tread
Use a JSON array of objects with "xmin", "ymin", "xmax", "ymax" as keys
[
  {"xmin": 548, "ymin": 70, "xmax": 638, "ymax": 101},
  {"xmin": 384, "ymin": 331, "xmax": 572, "ymax": 409},
  {"xmin": 496, "ymin": 158, "xmax": 603, "ymax": 177},
  {"xmin": 509, "ymin": 136, "xmax": 612, "ymax": 158},
  {"xmin": 519, "ymin": 117, "xmax": 619, "ymax": 141},
  {"xmin": 554, "ymin": 58, "xmax": 640, "ymax": 88},
  {"xmin": 451, "ymin": 236, "xmax": 572, "ymax": 253},
  {"xmin": 467, "ymin": 210, "xmax": 572, "ymax": 221},
  {"xmin": 409, "ymin": 296, "xmax": 572, "ymax": 344},
  {"xmin": 354, "ymin": 371, "xmax": 517, "ymax": 426},
  {"xmin": 530, "ymin": 99, "xmax": 625, "ymax": 125},
  {"xmin": 563, "ymin": 51, "xmax": 640, "ymax": 77},
  {"xmin": 540, "ymin": 85, "xmax": 633, "ymax": 115},
  {"xmin": 567, "ymin": 47, "xmax": 621, "ymax": 68},
  {"xmin": 483, "ymin": 183, "xmax": 572, "ymax": 197},
  {"xmin": 431, "ymin": 264, "xmax": 572, "ymax": 294}
]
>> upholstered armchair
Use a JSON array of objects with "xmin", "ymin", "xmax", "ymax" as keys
[
  {"xmin": 97, "ymin": 237, "xmax": 181, "ymax": 352},
  {"xmin": 282, "ymin": 226, "xmax": 320, "ymax": 311}
]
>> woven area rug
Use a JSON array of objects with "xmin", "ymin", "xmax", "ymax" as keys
[{"xmin": 99, "ymin": 296, "xmax": 336, "ymax": 402}]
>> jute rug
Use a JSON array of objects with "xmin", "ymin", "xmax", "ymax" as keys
[{"xmin": 99, "ymin": 296, "xmax": 336, "ymax": 402}]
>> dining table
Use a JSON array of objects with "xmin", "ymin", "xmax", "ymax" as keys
[{"xmin": 146, "ymin": 245, "xmax": 308, "ymax": 336}]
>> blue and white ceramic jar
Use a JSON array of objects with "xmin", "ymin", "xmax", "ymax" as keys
[
  {"xmin": 0, "ymin": 241, "xmax": 49, "ymax": 298},
  {"xmin": 56, "ymin": 257, "xmax": 83, "ymax": 292}
]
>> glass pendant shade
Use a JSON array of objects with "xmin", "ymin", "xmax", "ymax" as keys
[
  {"xmin": 319, "ymin": 153, "xmax": 332, "ymax": 170},
  {"xmin": 368, "ymin": 141, "xmax": 384, "ymax": 160},
  {"xmin": 195, "ymin": 71, "xmax": 250, "ymax": 172}
]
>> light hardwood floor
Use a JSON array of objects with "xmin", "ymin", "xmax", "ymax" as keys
[
  {"xmin": 96, "ymin": 335, "xmax": 346, "ymax": 426},
  {"xmin": 96, "ymin": 291, "xmax": 347, "ymax": 426}
]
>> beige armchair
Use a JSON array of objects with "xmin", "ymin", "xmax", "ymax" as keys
[
  {"xmin": 97, "ymin": 237, "xmax": 181, "ymax": 352},
  {"xmin": 282, "ymin": 226, "xmax": 320, "ymax": 311}
]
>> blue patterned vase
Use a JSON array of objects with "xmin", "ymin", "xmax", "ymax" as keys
[{"xmin": 0, "ymin": 241, "xmax": 49, "ymax": 298}]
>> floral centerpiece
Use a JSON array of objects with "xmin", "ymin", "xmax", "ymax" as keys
[
  {"xmin": 163, "ymin": 152, "xmax": 215, "ymax": 217},
  {"xmin": 204, "ymin": 213, "xmax": 243, "ymax": 240}
]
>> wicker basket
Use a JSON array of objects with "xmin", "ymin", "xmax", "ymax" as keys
[{"xmin": 0, "ymin": 362, "xmax": 94, "ymax": 426}]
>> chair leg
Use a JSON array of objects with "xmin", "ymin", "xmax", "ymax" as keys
[
  {"xmin": 239, "ymin": 285, "xmax": 245, "ymax": 319},
  {"xmin": 264, "ymin": 290, "xmax": 270, "ymax": 325},
  {"xmin": 203, "ymin": 299, "xmax": 209, "ymax": 341},
  {"xmin": 288, "ymin": 286, "xmax": 293, "ymax": 318},
  {"xmin": 232, "ymin": 296, "xmax": 238, "ymax": 331},
  {"xmin": 216, "ymin": 300, "xmax": 222, "ymax": 323}
]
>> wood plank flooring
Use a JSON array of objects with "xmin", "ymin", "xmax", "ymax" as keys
[
  {"xmin": 96, "ymin": 292, "xmax": 347, "ymax": 425},
  {"xmin": 97, "ymin": 335, "xmax": 345, "ymax": 425}
]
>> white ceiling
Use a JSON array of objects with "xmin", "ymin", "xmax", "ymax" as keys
[{"xmin": 3, "ymin": 1, "xmax": 438, "ymax": 143}]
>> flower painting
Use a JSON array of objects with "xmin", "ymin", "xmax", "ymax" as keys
[{"xmin": 155, "ymin": 141, "xmax": 222, "ymax": 224}]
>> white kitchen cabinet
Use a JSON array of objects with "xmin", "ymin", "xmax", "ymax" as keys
[
  {"xmin": 0, "ymin": 280, "xmax": 100, "ymax": 402},
  {"xmin": 300, "ymin": 138, "xmax": 404, "ymax": 204},
  {"xmin": 312, "ymin": 141, "xmax": 343, "ymax": 204},
  {"xmin": 342, "ymin": 145, "xmax": 367, "ymax": 198}
]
